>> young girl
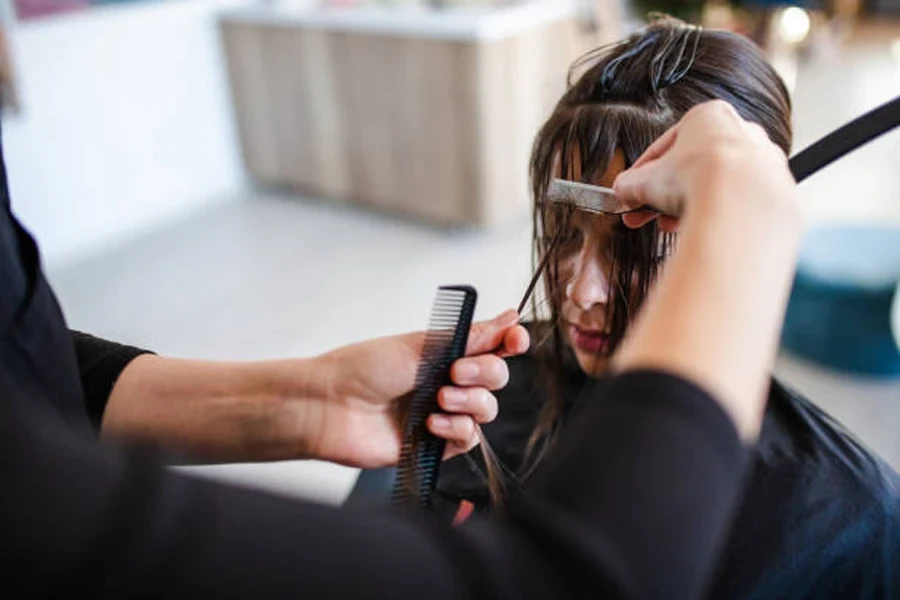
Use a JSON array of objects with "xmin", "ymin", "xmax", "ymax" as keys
[{"xmin": 437, "ymin": 17, "xmax": 899, "ymax": 598}]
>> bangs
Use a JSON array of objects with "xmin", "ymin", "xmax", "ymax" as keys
[{"xmin": 531, "ymin": 102, "xmax": 673, "ymax": 247}]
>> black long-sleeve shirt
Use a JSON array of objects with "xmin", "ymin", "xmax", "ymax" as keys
[
  {"xmin": 1, "ymin": 136, "xmax": 748, "ymax": 598},
  {"xmin": 70, "ymin": 330, "xmax": 151, "ymax": 431}
]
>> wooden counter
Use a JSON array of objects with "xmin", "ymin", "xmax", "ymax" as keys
[{"xmin": 219, "ymin": 1, "xmax": 593, "ymax": 226}]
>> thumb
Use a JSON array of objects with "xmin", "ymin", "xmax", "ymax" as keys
[
  {"xmin": 465, "ymin": 309, "xmax": 519, "ymax": 355},
  {"xmin": 613, "ymin": 157, "xmax": 681, "ymax": 217}
]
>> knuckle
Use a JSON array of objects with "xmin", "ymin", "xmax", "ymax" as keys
[
  {"xmin": 454, "ymin": 416, "xmax": 475, "ymax": 440},
  {"xmin": 748, "ymin": 121, "xmax": 766, "ymax": 134},
  {"xmin": 709, "ymin": 99, "xmax": 737, "ymax": 115},
  {"xmin": 482, "ymin": 390, "xmax": 499, "ymax": 422},
  {"xmin": 476, "ymin": 355, "xmax": 506, "ymax": 387},
  {"xmin": 466, "ymin": 322, "xmax": 486, "ymax": 352},
  {"xmin": 490, "ymin": 359, "xmax": 510, "ymax": 388},
  {"xmin": 691, "ymin": 99, "xmax": 738, "ymax": 125},
  {"xmin": 451, "ymin": 358, "xmax": 472, "ymax": 383},
  {"xmin": 747, "ymin": 121, "xmax": 769, "ymax": 141},
  {"xmin": 471, "ymin": 386, "xmax": 489, "ymax": 407},
  {"xmin": 437, "ymin": 387, "xmax": 455, "ymax": 410}
]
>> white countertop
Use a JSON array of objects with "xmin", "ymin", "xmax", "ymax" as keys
[{"xmin": 219, "ymin": 0, "xmax": 584, "ymax": 41}]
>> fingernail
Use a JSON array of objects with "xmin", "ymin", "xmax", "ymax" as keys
[
  {"xmin": 455, "ymin": 361, "xmax": 480, "ymax": 381},
  {"xmin": 431, "ymin": 415, "xmax": 451, "ymax": 431},
  {"xmin": 442, "ymin": 388, "xmax": 467, "ymax": 408}
]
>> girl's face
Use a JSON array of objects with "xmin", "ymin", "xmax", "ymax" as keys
[
  {"xmin": 555, "ymin": 149, "xmax": 678, "ymax": 376},
  {"xmin": 556, "ymin": 151, "xmax": 627, "ymax": 377}
]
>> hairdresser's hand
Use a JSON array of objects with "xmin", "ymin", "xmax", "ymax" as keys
[
  {"xmin": 611, "ymin": 100, "xmax": 800, "ymax": 442},
  {"xmin": 613, "ymin": 100, "xmax": 794, "ymax": 231},
  {"xmin": 312, "ymin": 310, "xmax": 529, "ymax": 468}
]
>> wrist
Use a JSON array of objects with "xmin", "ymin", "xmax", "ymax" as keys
[{"xmin": 271, "ymin": 354, "xmax": 340, "ymax": 461}]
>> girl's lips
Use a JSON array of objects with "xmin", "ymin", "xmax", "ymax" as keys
[{"xmin": 569, "ymin": 324, "xmax": 610, "ymax": 354}]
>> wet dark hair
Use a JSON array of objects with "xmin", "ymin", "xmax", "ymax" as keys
[{"xmin": 481, "ymin": 16, "xmax": 793, "ymax": 505}]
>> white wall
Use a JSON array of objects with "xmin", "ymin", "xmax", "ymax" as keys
[{"xmin": 3, "ymin": 0, "xmax": 252, "ymax": 268}]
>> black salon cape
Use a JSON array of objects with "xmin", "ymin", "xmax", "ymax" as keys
[
  {"xmin": 1, "ymin": 132, "xmax": 747, "ymax": 598},
  {"xmin": 437, "ymin": 349, "xmax": 900, "ymax": 599}
]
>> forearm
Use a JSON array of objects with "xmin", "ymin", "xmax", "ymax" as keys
[
  {"xmin": 8, "ymin": 361, "xmax": 745, "ymax": 599},
  {"xmin": 97, "ymin": 319, "xmax": 514, "ymax": 468},
  {"xmin": 101, "ymin": 354, "xmax": 334, "ymax": 462},
  {"xmin": 614, "ymin": 174, "xmax": 802, "ymax": 440}
]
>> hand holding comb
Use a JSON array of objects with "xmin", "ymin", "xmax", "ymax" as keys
[{"xmin": 391, "ymin": 285, "xmax": 478, "ymax": 510}]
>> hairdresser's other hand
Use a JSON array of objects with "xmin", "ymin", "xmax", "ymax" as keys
[
  {"xmin": 312, "ymin": 310, "xmax": 529, "ymax": 468},
  {"xmin": 612, "ymin": 99, "xmax": 800, "ymax": 441},
  {"xmin": 614, "ymin": 100, "xmax": 793, "ymax": 230}
]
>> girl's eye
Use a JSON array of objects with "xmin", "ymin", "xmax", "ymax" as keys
[{"xmin": 556, "ymin": 228, "xmax": 584, "ymax": 257}]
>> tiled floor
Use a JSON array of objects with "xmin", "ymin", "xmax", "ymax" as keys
[{"xmin": 49, "ymin": 20, "xmax": 900, "ymax": 505}]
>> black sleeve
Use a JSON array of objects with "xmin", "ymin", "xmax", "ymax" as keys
[
  {"xmin": 70, "ymin": 330, "xmax": 154, "ymax": 431},
  {"xmin": 1, "ymin": 368, "xmax": 747, "ymax": 599}
]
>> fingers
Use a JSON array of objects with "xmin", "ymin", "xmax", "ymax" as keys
[
  {"xmin": 621, "ymin": 210, "xmax": 681, "ymax": 232},
  {"xmin": 682, "ymin": 98, "xmax": 742, "ymax": 131},
  {"xmin": 450, "ymin": 354, "xmax": 509, "ymax": 390},
  {"xmin": 428, "ymin": 413, "xmax": 478, "ymax": 456},
  {"xmin": 614, "ymin": 100, "xmax": 747, "ymax": 218},
  {"xmin": 438, "ymin": 386, "xmax": 498, "ymax": 423},
  {"xmin": 464, "ymin": 309, "xmax": 530, "ymax": 358},
  {"xmin": 614, "ymin": 156, "xmax": 679, "ymax": 215},
  {"xmin": 659, "ymin": 215, "xmax": 680, "ymax": 233},
  {"xmin": 496, "ymin": 323, "xmax": 530, "ymax": 358},
  {"xmin": 427, "ymin": 310, "xmax": 523, "ymax": 461},
  {"xmin": 465, "ymin": 309, "xmax": 519, "ymax": 355},
  {"xmin": 621, "ymin": 209, "xmax": 659, "ymax": 230},
  {"xmin": 429, "ymin": 386, "xmax": 499, "ymax": 458}
]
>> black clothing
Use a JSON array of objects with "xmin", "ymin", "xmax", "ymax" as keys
[
  {"xmin": 70, "ymin": 330, "xmax": 151, "ymax": 431},
  {"xmin": 438, "ymin": 350, "xmax": 900, "ymax": 599},
  {"xmin": 1, "ymin": 133, "xmax": 749, "ymax": 598}
]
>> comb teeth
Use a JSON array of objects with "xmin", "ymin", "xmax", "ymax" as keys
[{"xmin": 392, "ymin": 285, "xmax": 478, "ymax": 510}]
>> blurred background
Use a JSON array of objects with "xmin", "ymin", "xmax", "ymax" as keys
[{"xmin": 1, "ymin": 0, "xmax": 898, "ymax": 504}]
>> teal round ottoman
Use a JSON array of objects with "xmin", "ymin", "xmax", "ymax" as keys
[
  {"xmin": 782, "ymin": 225, "xmax": 900, "ymax": 377},
  {"xmin": 893, "ymin": 283, "xmax": 900, "ymax": 350}
]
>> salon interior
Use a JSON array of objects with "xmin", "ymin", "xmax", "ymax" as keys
[{"xmin": 3, "ymin": 0, "xmax": 899, "ymax": 503}]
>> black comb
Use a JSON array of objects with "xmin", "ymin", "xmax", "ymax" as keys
[{"xmin": 391, "ymin": 285, "xmax": 478, "ymax": 510}]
